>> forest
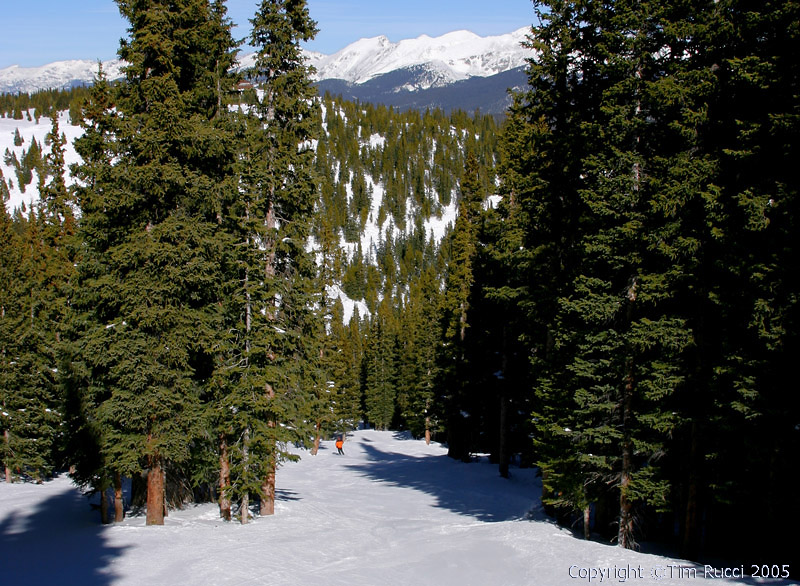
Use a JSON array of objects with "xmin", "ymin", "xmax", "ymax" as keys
[{"xmin": 1, "ymin": 0, "xmax": 797, "ymax": 569}]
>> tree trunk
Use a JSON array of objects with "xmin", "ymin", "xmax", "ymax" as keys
[
  {"xmin": 424, "ymin": 417, "xmax": 431, "ymax": 445},
  {"xmin": 311, "ymin": 420, "xmax": 321, "ymax": 456},
  {"xmin": 618, "ymin": 447, "xmax": 634, "ymax": 548},
  {"xmin": 146, "ymin": 455, "xmax": 165, "ymax": 525},
  {"xmin": 114, "ymin": 471, "xmax": 124, "ymax": 522},
  {"xmin": 584, "ymin": 504, "xmax": 592, "ymax": 540},
  {"xmin": 618, "ymin": 358, "xmax": 635, "ymax": 549},
  {"xmin": 498, "ymin": 394, "xmax": 509, "ymax": 478},
  {"xmin": 162, "ymin": 465, "xmax": 168, "ymax": 518},
  {"xmin": 241, "ymin": 426, "xmax": 250, "ymax": 525},
  {"xmin": 241, "ymin": 491, "xmax": 249, "ymax": 525},
  {"xmin": 498, "ymin": 326, "xmax": 510, "ymax": 478},
  {"xmin": 618, "ymin": 274, "xmax": 638, "ymax": 549},
  {"xmin": 100, "ymin": 486, "xmax": 110, "ymax": 524},
  {"xmin": 219, "ymin": 436, "xmax": 231, "ymax": 521},
  {"xmin": 261, "ymin": 379, "xmax": 276, "ymax": 516},
  {"xmin": 261, "ymin": 460, "xmax": 275, "ymax": 516},
  {"xmin": 4, "ymin": 428, "xmax": 10, "ymax": 483},
  {"xmin": 682, "ymin": 420, "xmax": 700, "ymax": 558}
]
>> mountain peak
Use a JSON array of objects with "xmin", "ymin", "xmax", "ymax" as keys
[
  {"xmin": 0, "ymin": 28, "xmax": 531, "ymax": 95},
  {"xmin": 307, "ymin": 27, "xmax": 530, "ymax": 85}
]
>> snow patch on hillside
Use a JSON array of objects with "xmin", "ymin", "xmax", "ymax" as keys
[
  {"xmin": 424, "ymin": 198, "xmax": 458, "ymax": 243},
  {"xmin": 326, "ymin": 284, "xmax": 370, "ymax": 322},
  {"xmin": 1, "ymin": 110, "xmax": 82, "ymax": 214}
]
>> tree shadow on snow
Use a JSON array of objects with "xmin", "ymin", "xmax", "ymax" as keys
[
  {"xmin": 346, "ymin": 442, "xmax": 544, "ymax": 523},
  {"xmin": 275, "ymin": 488, "xmax": 302, "ymax": 502},
  {"xmin": 0, "ymin": 477, "xmax": 128, "ymax": 585}
]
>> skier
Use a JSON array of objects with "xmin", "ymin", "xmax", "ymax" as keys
[{"xmin": 335, "ymin": 436, "xmax": 344, "ymax": 455}]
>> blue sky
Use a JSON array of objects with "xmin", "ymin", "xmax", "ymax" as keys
[{"xmin": 1, "ymin": 0, "xmax": 535, "ymax": 68}]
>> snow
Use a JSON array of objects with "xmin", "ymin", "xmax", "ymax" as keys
[
  {"xmin": 0, "ymin": 59, "xmax": 124, "ymax": 94},
  {"xmin": 327, "ymin": 283, "xmax": 370, "ymax": 323},
  {"xmin": 307, "ymin": 28, "xmax": 531, "ymax": 86},
  {"xmin": 424, "ymin": 198, "xmax": 458, "ymax": 244},
  {"xmin": 368, "ymin": 133, "xmax": 385, "ymax": 149},
  {"xmin": 0, "ymin": 430, "xmax": 775, "ymax": 586},
  {"xmin": 485, "ymin": 194, "xmax": 503, "ymax": 210},
  {"xmin": 2, "ymin": 29, "xmax": 530, "ymax": 95},
  {"xmin": 1, "ymin": 110, "xmax": 82, "ymax": 214}
]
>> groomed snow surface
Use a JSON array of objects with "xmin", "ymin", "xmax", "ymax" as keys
[{"xmin": 0, "ymin": 430, "xmax": 782, "ymax": 586}]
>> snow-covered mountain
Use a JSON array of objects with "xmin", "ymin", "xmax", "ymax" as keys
[
  {"xmin": 0, "ymin": 60, "xmax": 125, "ymax": 95},
  {"xmin": 1, "ymin": 28, "xmax": 530, "ymax": 95},
  {"xmin": 305, "ymin": 27, "xmax": 530, "ymax": 88}
]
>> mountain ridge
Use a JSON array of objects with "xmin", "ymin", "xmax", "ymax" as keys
[{"xmin": 0, "ymin": 27, "xmax": 531, "ymax": 96}]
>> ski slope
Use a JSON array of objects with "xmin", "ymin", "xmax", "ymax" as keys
[{"xmin": 0, "ymin": 430, "xmax": 783, "ymax": 586}]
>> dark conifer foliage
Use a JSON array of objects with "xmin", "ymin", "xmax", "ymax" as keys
[
  {"xmin": 72, "ymin": 0, "xmax": 239, "ymax": 525},
  {"xmin": 0, "ymin": 113, "xmax": 75, "ymax": 483},
  {"xmin": 489, "ymin": 0, "xmax": 799, "ymax": 559}
]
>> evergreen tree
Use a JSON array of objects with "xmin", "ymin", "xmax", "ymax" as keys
[
  {"xmin": 440, "ymin": 152, "xmax": 485, "ymax": 460},
  {"xmin": 498, "ymin": 0, "xmax": 715, "ymax": 548},
  {"xmin": 0, "ymin": 212, "xmax": 64, "ymax": 482},
  {"xmin": 396, "ymin": 268, "xmax": 441, "ymax": 443},
  {"xmin": 363, "ymin": 300, "xmax": 397, "ymax": 430},
  {"xmin": 65, "ymin": 64, "xmax": 125, "ymax": 522},
  {"xmin": 75, "ymin": 0, "xmax": 238, "ymax": 525},
  {"xmin": 680, "ymin": 0, "xmax": 800, "ymax": 561},
  {"xmin": 216, "ymin": 0, "xmax": 320, "ymax": 522}
]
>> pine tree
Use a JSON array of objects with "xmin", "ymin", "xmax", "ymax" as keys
[
  {"xmin": 396, "ymin": 268, "xmax": 441, "ymax": 443},
  {"xmin": 439, "ymin": 152, "xmax": 485, "ymax": 460},
  {"xmin": 363, "ymin": 300, "xmax": 397, "ymax": 430},
  {"xmin": 0, "ymin": 212, "xmax": 64, "ymax": 482},
  {"xmin": 215, "ymin": 0, "xmax": 321, "ymax": 522},
  {"xmin": 65, "ymin": 64, "xmax": 123, "ymax": 522},
  {"xmin": 75, "ymin": 0, "xmax": 238, "ymax": 525},
  {"xmin": 680, "ymin": 0, "xmax": 800, "ymax": 561},
  {"xmin": 497, "ymin": 0, "xmax": 718, "ymax": 548}
]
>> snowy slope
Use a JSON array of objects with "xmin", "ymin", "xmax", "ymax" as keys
[
  {"xmin": 1, "ymin": 29, "xmax": 530, "ymax": 95},
  {"xmin": 0, "ymin": 430, "xmax": 779, "ymax": 586},
  {"xmin": 2, "ymin": 104, "xmax": 456, "ymax": 320},
  {"xmin": 0, "ymin": 110, "xmax": 82, "ymax": 214}
]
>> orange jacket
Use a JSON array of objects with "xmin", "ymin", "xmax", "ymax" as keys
[{"xmin": 335, "ymin": 439, "xmax": 343, "ymax": 449}]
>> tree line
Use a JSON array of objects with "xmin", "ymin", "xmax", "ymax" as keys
[
  {"xmin": 3, "ymin": 0, "xmax": 321, "ymax": 526},
  {"xmin": 472, "ymin": 0, "xmax": 798, "ymax": 563}
]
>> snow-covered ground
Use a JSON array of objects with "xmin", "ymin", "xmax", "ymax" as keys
[
  {"xmin": 0, "ymin": 430, "xmax": 784, "ymax": 586},
  {"xmin": 0, "ymin": 109, "xmax": 82, "ymax": 214}
]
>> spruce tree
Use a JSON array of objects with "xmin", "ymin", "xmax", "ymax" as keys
[
  {"xmin": 75, "ymin": 0, "xmax": 238, "ymax": 525},
  {"xmin": 65, "ymin": 64, "xmax": 123, "ymax": 521},
  {"xmin": 0, "ymin": 212, "xmax": 64, "ymax": 482},
  {"xmin": 396, "ymin": 268, "xmax": 441, "ymax": 443},
  {"xmin": 363, "ymin": 300, "xmax": 397, "ymax": 430},
  {"xmin": 498, "ymin": 0, "xmax": 716, "ymax": 547},
  {"xmin": 215, "ymin": 0, "xmax": 320, "ymax": 521},
  {"xmin": 440, "ymin": 152, "xmax": 484, "ymax": 460}
]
